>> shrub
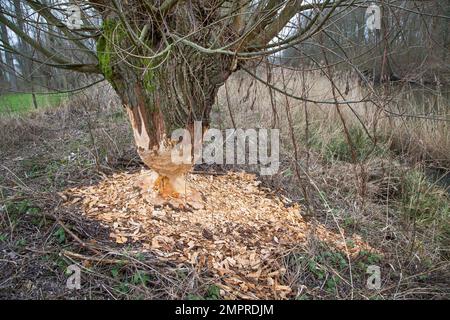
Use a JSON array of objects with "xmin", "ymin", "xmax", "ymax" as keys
[
  {"xmin": 398, "ymin": 169, "xmax": 450, "ymax": 254},
  {"xmin": 324, "ymin": 126, "xmax": 388, "ymax": 163}
]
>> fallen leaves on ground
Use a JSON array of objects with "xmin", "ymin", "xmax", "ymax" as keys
[{"xmin": 62, "ymin": 170, "xmax": 376, "ymax": 299}]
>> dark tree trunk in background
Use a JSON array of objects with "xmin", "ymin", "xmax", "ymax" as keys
[
  {"xmin": 0, "ymin": 22, "xmax": 17, "ymax": 91},
  {"xmin": 13, "ymin": 0, "xmax": 33, "ymax": 89},
  {"xmin": 0, "ymin": 53, "xmax": 5, "ymax": 85}
]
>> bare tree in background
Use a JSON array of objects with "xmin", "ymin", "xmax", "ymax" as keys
[{"xmin": 0, "ymin": 10, "xmax": 17, "ymax": 90}]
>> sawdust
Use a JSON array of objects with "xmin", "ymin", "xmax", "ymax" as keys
[{"xmin": 62, "ymin": 170, "xmax": 376, "ymax": 299}]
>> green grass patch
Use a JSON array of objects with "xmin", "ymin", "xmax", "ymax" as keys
[
  {"xmin": 399, "ymin": 169, "xmax": 450, "ymax": 246},
  {"xmin": 299, "ymin": 125, "xmax": 389, "ymax": 163},
  {"xmin": 186, "ymin": 284, "xmax": 222, "ymax": 300},
  {"xmin": 0, "ymin": 92, "xmax": 68, "ymax": 115},
  {"xmin": 323, "ymin": 127, "xmax": 388, "ymax": 163}
]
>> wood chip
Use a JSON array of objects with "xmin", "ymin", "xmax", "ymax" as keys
[{"xmin": 63, "ymin": 169, "xmax": 376, "ymax": 299}]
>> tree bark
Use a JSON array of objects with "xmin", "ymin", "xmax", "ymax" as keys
[
  {"xmin": 92, "ymin": 3, "xmax": 241, "ymax": 196},
  {"xmin": 104, "ymin": 45, "xmax": 233, "ymax": 195}
]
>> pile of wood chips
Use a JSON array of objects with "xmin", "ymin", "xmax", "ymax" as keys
[{"xmin": 63, "ymin": 170, "xmax": 375, "ymax": 299}]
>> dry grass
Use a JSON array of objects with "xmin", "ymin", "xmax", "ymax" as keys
[
  {"xmin": 0, "ymin": 74, "xmax": 449, "ymax": 299},
  {"xmin": 214, "ymin": 68, "xmax": 450, "ymax": 298},
  {"xmin": 216, "ymin": 68, "xmax": 450, "ymax": 168}
]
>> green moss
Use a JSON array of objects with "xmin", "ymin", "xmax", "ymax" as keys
[
  {"xmin": 96, "ymin": 19, "xmax": 126, "ymax": 81},
  {"xmin": 96, "ymin": 19, "xmax": 163, "ymax": 99},
  {"xmin": 96, "ymin": 35, "xmax": 112, "ymax": 80},
  {"xmin": 143, "ymin": 65, "xmax": 155, "ymax": 93}
]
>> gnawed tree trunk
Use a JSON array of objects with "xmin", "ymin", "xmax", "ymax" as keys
[
  {"xmin": 97, "ymin": 18, "xmax": 233, "ymax": 196},
  {"xmin": 124, "ymin": 59, "xmax": 232, "ymax": 196},
  {"xmin": 89, "ymin": 0, "xmax": 302, "ymax": 197}
]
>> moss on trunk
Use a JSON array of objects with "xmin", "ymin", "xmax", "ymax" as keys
[{"xmin": 96, "ymin": 19, "xmax": 126, "ymax": 83}]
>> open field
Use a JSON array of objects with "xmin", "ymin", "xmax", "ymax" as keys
[{"xmin": 0, "ymin": 93, "xmax": 69, "ymax": 115}]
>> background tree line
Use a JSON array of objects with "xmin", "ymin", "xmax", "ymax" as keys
[{"xmin": 281, "ymin": 0, "xmax": 449, "ymax": 86}]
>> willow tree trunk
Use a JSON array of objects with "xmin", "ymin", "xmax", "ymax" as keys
[{"xmin": 103, "ymin": 46, "xmax": 233, "ymax": 195}]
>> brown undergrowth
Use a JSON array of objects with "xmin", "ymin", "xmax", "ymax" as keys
[{"xmin": 1, "ymin": 81, "xmax": 449, "ymax": 299}]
